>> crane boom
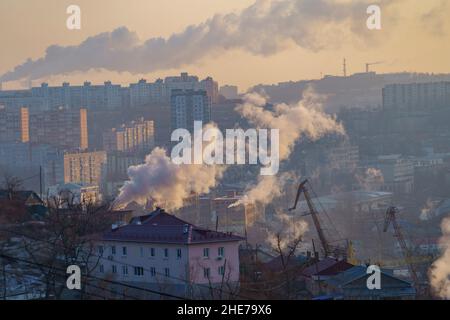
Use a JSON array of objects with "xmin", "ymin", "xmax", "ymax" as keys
[
  {"xmin": 289, "ymin": 179, "xmax": 331, "ymax": 257},
  {"xmin": 383, "ymin": 206, "xmax": 419, "ymax": 287}
]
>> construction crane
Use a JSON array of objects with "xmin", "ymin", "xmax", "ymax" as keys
[
  {"xmin": 383, "ymin": 206, "xmax": 420, "ymax": 289},
  {"xmin": 289, "ymin": 179, "xmax": 334, "ymax": 257},
  {"xmin": 365, "ymin": 61, "xmax": 383, "ymax": 73}
]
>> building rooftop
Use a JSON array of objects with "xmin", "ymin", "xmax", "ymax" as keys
[{"xmin": 102, "ymin": 207, "xmax": 245, "ymax": 245}]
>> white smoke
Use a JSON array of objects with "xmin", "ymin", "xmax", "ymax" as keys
[
  {"xmin": 420, "ymin": 198, "xmax": 435, "ymax": 221},
  {"xmin": 1, "ymin": 0, "xmax": 392, "ymax": 82},
  {"xmin": 429, "ymin": 217, "xmax": 450, "ymax": 299},
  {"xmin": 267, "ymin": 211, "xmax": 309, "ymax": 250},
  {"xmin": 115, "ymin": 145, "xmax": 225, "ymax": 211},
  {"xmin": 230, "ymin": 87, "xmax": 344, "ymax": 207},
  {"xmin": 356, "ymin": 167, "xmax": 384, "ymax": 191}
]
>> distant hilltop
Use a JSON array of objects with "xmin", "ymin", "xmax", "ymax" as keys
[{"xmin": 249, "ymin": 72, "xmax": 450, "ymax": 112}]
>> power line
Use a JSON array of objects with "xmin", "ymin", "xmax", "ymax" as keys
[{"xmin": 0, "ymin": 227, "xmax": 250, "ymax": 299}]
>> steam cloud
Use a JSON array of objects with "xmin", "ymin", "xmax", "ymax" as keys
[
  {"xmin": 429, "ymin": 217, "xmax": 450, "ymax": 299},
  {"xmin": 115, "ymin": 145, "xmax": 225, "ymax": 211},
  {"xmin": 267, "ymin": 211, "xmax": 309, "ymax": 250},
  {"xmin": 230, "ymin": 88, "xmax": 345, "ymax": 207},
  {"xmin": 1, "ymin": 0, "xmax": 388, "ymax": 82}
]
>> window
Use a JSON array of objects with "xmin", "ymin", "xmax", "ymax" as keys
[
  {"xmin": 150, "ymin": 267, "xmax": 156, "ymax": 277},
  {"xmin": 150, "ymin": 248, "xmax": 155, "ymax": 257},
  {"xmin": 122, "ymin": 246, "xmax": 127, "ymax": 256},
  {"xmin": 134, "ymin": 266, "xmax": 144, "ymax": 276},
  {"xmin": 122, "ymin": 266, "xmax": 128, "ymax": 275},
  {"xmin": 218, "ymin": 247, "xmax": 225, "ymax": 257},
  {"xmin": 218, "ymin": 266, "xmax": 225, "ymax": 276},
  {"xmin": 98, "ymin": 245, "xmax": 104, "ymax": 255},
  {"xmin": 203, "ymin": 248, "xmax": 210, "ymax": 259},
  {"xmin": 164, "ymin": 248, "xmax": 169, "ymax": 258},
  {"xmin": 140, "ymin": 247, "xmax": 144, "ymax": 257},
  {"xmin": 177, "ymin": 249, "xmax": 182, "ymax": 259},
  {"xmin": 112, "ymin": 265, "xmax": 117, "ymax": 274},
  {"xmin": 111, "ymin": 246, "xmax": 116, "ymax": 255},
  {"xmin": 99, "ymin": 264, "xmax": 104, "ymax": 273},
  {"xmin": 164, "ymin": 268, "xmax": 170, "ymax": 277},
  {"xmin": 203, "ymin": 268, "xmax": 210, "ymax": 279}
]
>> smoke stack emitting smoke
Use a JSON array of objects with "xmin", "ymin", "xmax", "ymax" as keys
[{"xmin": 0, "ymin": 0, "xmax": 388, "ymax": 82}]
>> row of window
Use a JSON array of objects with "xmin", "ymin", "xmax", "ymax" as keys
[
  {"xmin": 98, "ymin": 245, "xmax": 225, "ymax": 259},
  {"xmin": 98, "ymin": 264, "xmax": 225, "ymax": 279}
]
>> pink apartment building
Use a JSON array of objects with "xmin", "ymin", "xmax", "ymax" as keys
[{"xmin": 92, "ymin": 208, "xmax": 244, "ymax": 299}]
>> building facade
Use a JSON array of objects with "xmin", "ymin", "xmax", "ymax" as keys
[
  {"xmin": 30, "ymin": 107, "xmax": 88, "ymax": 150},
  {"xmin": 170, "ymin": 89, "xmax": 211, "ymax": 132},
  {"xmin": 63, "ymin": 150, "xmax": 107, "ymax": 185},
  {"xmin": 91, "ymin": 208, "xmax": 243, "ymax": 299},
  {"xmin": 0, "ymin": 105, "xmax": 29, "ymax": 143},
  {"xmin": 103, "ymin": 118, "xmax": 155, "ymax": 153}
]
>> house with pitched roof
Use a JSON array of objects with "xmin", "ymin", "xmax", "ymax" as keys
[{"xmin": 91, "ymin": 208, "xmax": 245, "ymax": 299}]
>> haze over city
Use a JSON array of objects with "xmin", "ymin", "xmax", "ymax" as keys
[{"xmin": 0, "ymin": 0, "xmax": 450, "ymax": 304}]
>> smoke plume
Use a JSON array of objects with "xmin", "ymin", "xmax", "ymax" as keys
[
  {"xmin": 356, "ymin": 167, "xmax": 384, "ymax": 191},
  {"xmin": 429, "ymin": 217, "xmax": 450, "ymax": 299},
  {"xmin": 1, "ymin": 0, "xmax": 390, "ymax": 82},
  {"xmin": 267, "ymin": 210, "xmax": 309, "ymax": 250},
  {"xmin": 115, "ymin": 146, "xmax": 225, "ymax": 211},
  {"xmin": 230, "ymin": 87, "xmax": 344, "ymax": 207}
]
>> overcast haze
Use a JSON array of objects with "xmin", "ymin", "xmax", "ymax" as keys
[{"xmin": 1, "ymin": 0, "xmax": 449, "ymax": 90}]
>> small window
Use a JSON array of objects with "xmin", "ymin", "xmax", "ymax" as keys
[
  {"xmin": 150, "ymin": 248, "xmax": 155, "ymax": 257},
  {"xmin": 150, "ymin": 267, "xmax": 156, "ymax": 277},
  {"xmin": 203, "ymin": 268, "xmax": 210, "ymax": 279},
  {"xmin": 218, "ymin": 247, "xmax": 225, "ymax": 257},
  {"xmin": 164, "ymin": 268, "xmax": 170, "ymax": 277},
  {"xmin": 112, "ymin": 265, "xmax": 117, "ymax": 274},
  {"xmin": 122, "ymin": 246, "xmax": 127, "ymax": 256},
  {"xmin": 164, "ymin": 248, "xmax": 169, "ymax": 258},
  {"xmin": 203, "ymin": 248, "xmax": 210, "ymax": 259},
  {"xmin": 134, "ymin": 266, "xmax": 144, "ymax": 276},
  {"xmin": 218, "ymin": 266, "xmax": 225, "ymax": 276},
  {"xmin": 177, "ymin": 249, "xmax": 182, "ymax": 259},
  {"xmin": 111, "ymin": 246, "xmax": 116, "ymax": 255},
  {"xmin": 99, "ymin": 264, "xmax": 104, "ymax": 273},
  {"xmin": 122, "ymin": 266, "xmax": 128, "ymax": 275},
  {"xmin": 98, "ymin": 245, "xmax": 104, "ymax": 255},
  {"xmin": 140, "ymin": 247, "xmax": 144, "ymax": 257}
]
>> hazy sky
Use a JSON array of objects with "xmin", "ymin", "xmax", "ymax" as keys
[{"xmin": 0, "ymin": 0, "xmax": 449, "ymax": 91}]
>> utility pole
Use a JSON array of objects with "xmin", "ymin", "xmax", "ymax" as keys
[
  {"xmin": 39, "ymin": 166, "xmax": 43, "ymax": 199},
  {"xmin": 343, "ymin": 58, "xmax": 347, "ymax": 77}
]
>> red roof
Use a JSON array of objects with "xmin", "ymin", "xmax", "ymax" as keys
[{"xmin": 102, "ymin": 208, "xmax": 245, "ymax": 244}]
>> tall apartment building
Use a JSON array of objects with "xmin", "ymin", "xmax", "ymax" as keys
[
  {"xmin": 0, "ymin": 105, "xmax": 29, "ymax": 142},
  {"xmin": 30, "ymin": 107, "xmax": 88, "ymax": 150},
  {"xmin": 0, "ymin": 73, "xmax": 219, "ymax": 110},
  {"xmin": 170, "ymin": 89, "xmax": 211, "ymax": 132},
  {"xmin": 103, "ymin": 118, "xmax": 155, "ymax": 153},
  {"xmin": 64, "ymin": 150, "xmax": 107, "ymax": 185},
  {"xmin": 383, "ymin": 81, "xmax": 450, "ymax": 111}
]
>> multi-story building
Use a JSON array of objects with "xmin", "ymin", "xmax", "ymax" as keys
[
  {"xmin": 369, "ymin": 155, "xmax": 414, "ymax": 194},
  {"xmin": 0, "ymin": 142, "xmax": 64, "ymax": 191},
  {"xmin": 170, "ymin": 89, "xmax": 211, "ymax": 132},
  {"xmin": 0, "ymin": 105, "xmax": 29, "ymax": 142},
  {"xmin": 219, "ymin": 85, "xmax": 239, "ymax": 100},
  {"xmin": 92, "ymin": 208, "xmax": 244, "ymax": 298},
  {"xmin": 0, "ymin": 73, "xmax": 219, "ymax": 111},
  {"xmin": 382, "ymin": 81, "xmax": 450, "ymax": 111},
  {"xmin": 64, "ymin": 150, "xmax": 107, "ymax": 185},
  {"xmin": 103, "ymin": 118, "xmax": 155, "ymax": 153},
  {"xmin": 29, "ymin": 107, "xmax": 88, "ymax": 151}
]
